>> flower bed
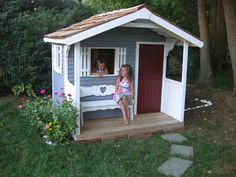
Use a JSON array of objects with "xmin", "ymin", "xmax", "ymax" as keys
[{"xmin": 14, "ymin": 84, "xmax": 78, "ymax": 143}]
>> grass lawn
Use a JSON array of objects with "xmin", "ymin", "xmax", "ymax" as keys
[{"xmin": 1, "ymin": 88, "xmax": 236, "ymax": 177}]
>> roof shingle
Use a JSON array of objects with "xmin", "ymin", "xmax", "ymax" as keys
[{"xmin": 45, "ymin": 4, "xmax": 145, "ymax": 39}]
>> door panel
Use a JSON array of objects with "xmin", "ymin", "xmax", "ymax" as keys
[{"xmin": 137, "ymin": 44, "xmax": 164, "ymax": 114}]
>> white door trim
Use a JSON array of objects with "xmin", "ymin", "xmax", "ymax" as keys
[{"xmin": 134, "ymin": 41, "xmax": 166, "ymax": 115}]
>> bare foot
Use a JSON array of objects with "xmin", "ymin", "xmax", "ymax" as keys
[
  {"xmin": 126, "ymin": 108, "xmax": 130, "ymax": 120},
  {"xmin": 124, "ymin": 121, "xmax": 129, "ymax": 126},
  {"xmin": 123, "ymin": 117, "xmax": 129, "ymax": 126}
]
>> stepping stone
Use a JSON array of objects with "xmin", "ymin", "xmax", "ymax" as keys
[
  {"xmin": 171, "ymin": 144, "xmax": 194, "ymax": 157},
  {"xmin": 161, "ymin": 133, "xmax": 188, "ymax": 143},
  {"xmin": 158, "ymin": 157, "xmax": 193, "ymax": 177}
]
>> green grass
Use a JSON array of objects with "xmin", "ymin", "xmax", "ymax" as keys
[
  {"xmin": 0, "ymin": 102, "xmax": 170, "ymax": 177},
  {"xmin": 1, "ymin": 101, "xmax": 236, "ymax": 177}
]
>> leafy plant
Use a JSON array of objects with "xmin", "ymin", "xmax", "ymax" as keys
[
  {"xmin": 12, "ymin": 83, "xmax": 36, "ymax": 97},
  {"xmin": 19, "ymin": 88, "xmax": 78, "ymax": 143}
]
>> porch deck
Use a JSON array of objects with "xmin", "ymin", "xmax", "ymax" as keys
[{"xmin": 74, "ymin": 113, "xmax": 184, "ymax": 143}]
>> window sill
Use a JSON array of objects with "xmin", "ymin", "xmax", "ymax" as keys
[{"xmin": 88, "ymin": 74, "xmax": 118, "ymax": 78}]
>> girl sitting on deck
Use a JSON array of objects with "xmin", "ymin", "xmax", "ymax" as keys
[{"xmin": 113, "ymin": 64, "xmax": 134, "ymax": 125}]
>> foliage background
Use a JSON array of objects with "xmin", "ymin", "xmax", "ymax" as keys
[
  {"xmin": 0, "ymin": 0, "xmax": 93, "ymax": 94},
  {"xmin": 0, "ymin": 0, "xmax": 233, "ymax": 94}
]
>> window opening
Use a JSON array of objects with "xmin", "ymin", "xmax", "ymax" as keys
[
  {"xmin": 166, "ymin": 45, "xmax": 183, "ymax": 81},
  {"xmin": 91, "ymin": 49, "xmax": 115, "ymax": 75}
]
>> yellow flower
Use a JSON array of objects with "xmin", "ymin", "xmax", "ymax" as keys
[
  {"xmin": 49, "ymin": 122, "xmax": 52, "ymax": 126},
  {"xmin": 49, "ymin": 128, "xmax": 53, "ymax": 131}
]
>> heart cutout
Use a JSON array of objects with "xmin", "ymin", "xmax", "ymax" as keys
[{"xmin": 100, "ymin": 87, "xmax": 106, "ymax": 93}]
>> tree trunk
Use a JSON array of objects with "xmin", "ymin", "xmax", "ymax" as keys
[
  {"xmin": 210, "ymin": 0, "xmax": 227, "ymax": 70},
  {"xmin": 198, "ymin": 0, "xmax": 213, "ymax": 87},
  {"xmin": 223, "ymin": 0, "xmax": 236, "ymax": 93}
]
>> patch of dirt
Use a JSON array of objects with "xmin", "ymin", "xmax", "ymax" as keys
[
  {"xmin": 185, "ymin": 86, "xmax": 236, "ymax": 146},
  {"xmin": 0, "ymin": 95, "xmax": 16, "ymax": 104}
]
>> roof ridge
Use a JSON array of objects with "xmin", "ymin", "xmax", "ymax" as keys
[{"xmin": 91, "ymin": 4, "xmax": 145, "ymax": 18}]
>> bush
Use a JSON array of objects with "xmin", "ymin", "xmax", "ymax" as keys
[
  {"xmin": 0, "ymin": 0, "xmax": 94, "ymax": 93},
  {"xmin": 18, "ymin": 88, "xmax": 78, "ymax": 143}
]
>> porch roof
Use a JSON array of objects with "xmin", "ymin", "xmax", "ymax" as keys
[{"xmin": 44, "ymin": 4, "xmax": 203, "ymax": 48}]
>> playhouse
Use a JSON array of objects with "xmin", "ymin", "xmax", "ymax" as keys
[{"xmin": 44, "ymin": 4, "xmax": 203, "ymax": 141}]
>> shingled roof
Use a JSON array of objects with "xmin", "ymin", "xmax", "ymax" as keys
[
  {"xmin": 44, "ymin": 4, "xmax": 203, "ymax": 47},
  {"xmin": 45, "ymin": 4, "xmax": 145, "ymax": 39}
]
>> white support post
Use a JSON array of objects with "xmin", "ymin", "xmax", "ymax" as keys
[
  {"xmin": 160, "ymin": 39, "xmax": 176, "ymax": 112},
  {"xmin": 64, "ymin": 45, "xmax": 70, "ymax": 94},
  {"xmin": 74, "ymin": 42, "xmax": 81, "ymax": 135},
  {"xmin": 51, "ymin": 44, "xmax": 55, "ymax": 103},
  {"xmin": 180, "ymin": 41, "xmax": 189, "ymax": 122}
]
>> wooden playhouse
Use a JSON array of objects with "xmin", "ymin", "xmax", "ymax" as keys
[{"xmin": 44, "ymin": 4, "xmax": 203, "ymax": 142}]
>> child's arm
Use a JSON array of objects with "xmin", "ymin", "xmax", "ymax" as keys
[
  {"xmin": 130, "ymin": 80, "xmax": 134, "ymax": 99},
  {"xmin": 115, "ymin": 78, "xmax": 120, "ymax": 93}
]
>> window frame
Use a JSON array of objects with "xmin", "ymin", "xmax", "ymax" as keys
[
  {"xmin": 52, "ymin": 44, "xmax": 63, "ymax": 74},
  {"xmin": 88, "ymin": 47, "xmax": 120, "ymax": 77}
]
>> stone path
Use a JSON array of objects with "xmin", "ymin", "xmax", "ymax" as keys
[{"xmin": 158, "ymin": 133, "xmax": 194, "ymax": 177}]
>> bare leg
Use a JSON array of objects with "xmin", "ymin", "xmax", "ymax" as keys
[
  {"xmin": 119, "ymin": 101, "xmax": 128, "ymax": 125},
  {"xmin": 122, "ymin": 96, "xmax": 130, "ymax": 120}
]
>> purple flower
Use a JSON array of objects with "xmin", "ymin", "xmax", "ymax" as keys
[
  {"xmin": 54, "ymin": 92, "xmax": 59, "ymax": 95},
  {"xmin": 59, "ymin": 93, "xmax": 65, "ymax": 98},
  {"xmin": 40, "ymin": 89, "xmax": 46, "ymax": 95},
  {"xmin": 68, "ymin": 93, "xmax": 72, "ymax": 97}
]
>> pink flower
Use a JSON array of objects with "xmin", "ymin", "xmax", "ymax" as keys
[
  {"xmin": 40, "ymin": 89, "xmax": 46, "ymax": 95},
  {"xmin": 47, "ymin": 95, "xmax": 52, "ymax": 98},
  {"xmin": 45, "ymin": 124, "xmax": 50, "ymax": 129},
  {"xmin": 18, "ymin": 105, "xmax": 23, "ymax": 109},
  {"xmin": 26, "ymin": 99, "xmax": 30, "ymax": 103}
]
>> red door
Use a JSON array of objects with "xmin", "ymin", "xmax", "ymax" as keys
[{"xmin": 137, "ymin": 44, "xmax": 164, "ymax": 114}]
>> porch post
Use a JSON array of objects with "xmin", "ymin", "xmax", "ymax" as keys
[
  {"xmin": 74, "ymin": 42, "xmax": 81, "ymax": 135},
  {"xmin": 63, "ymin": 45, "xmax": 70, "ymax": 95},
  {"xmin": 160, "ymin": 39, "xmax": 177, "ymax": 112},
  {"xmin": 180, "ymin": 41, "xmax": 189, "ymax": 122}
]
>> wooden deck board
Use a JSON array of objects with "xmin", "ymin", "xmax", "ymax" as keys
[{"xmin": 75, "ymin": 113, "xmax": 184, "ymax": 142}]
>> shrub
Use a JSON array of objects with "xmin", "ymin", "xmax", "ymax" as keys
[{"xmin": 18, "ymin": 88, "xmax": 78, "ymax": 143}]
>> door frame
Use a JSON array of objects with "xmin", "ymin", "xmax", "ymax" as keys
[{"xmin": 134, "ymin": 41, "xmax": 166, "ymax": 115}]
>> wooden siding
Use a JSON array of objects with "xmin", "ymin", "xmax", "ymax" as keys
[
  {"xmin": 68, "ymin": 45, "xmax": 74, "ymax": 84},
  {"xmin": 74, "ymin": 112, "xmax": 184, "ymax": 142},
  {"xmin": 68, "ymin": 27, "xmax": 165, "ymax": 84},
  {"xmin": 67, "ymin": 27, "xmax": 165, "ymax": 119}
]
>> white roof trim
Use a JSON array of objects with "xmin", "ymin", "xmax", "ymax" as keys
[
  {"xmin": 43, "ymin": 7, "xmax": 203, "ymax": 48},
  {"xmin": 44, "ymin": 37, "xmax": 66, "ymax": 44},
  {"xmin": 149, "ymin": 12, "xmax": 203, "ymax": 47}
]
